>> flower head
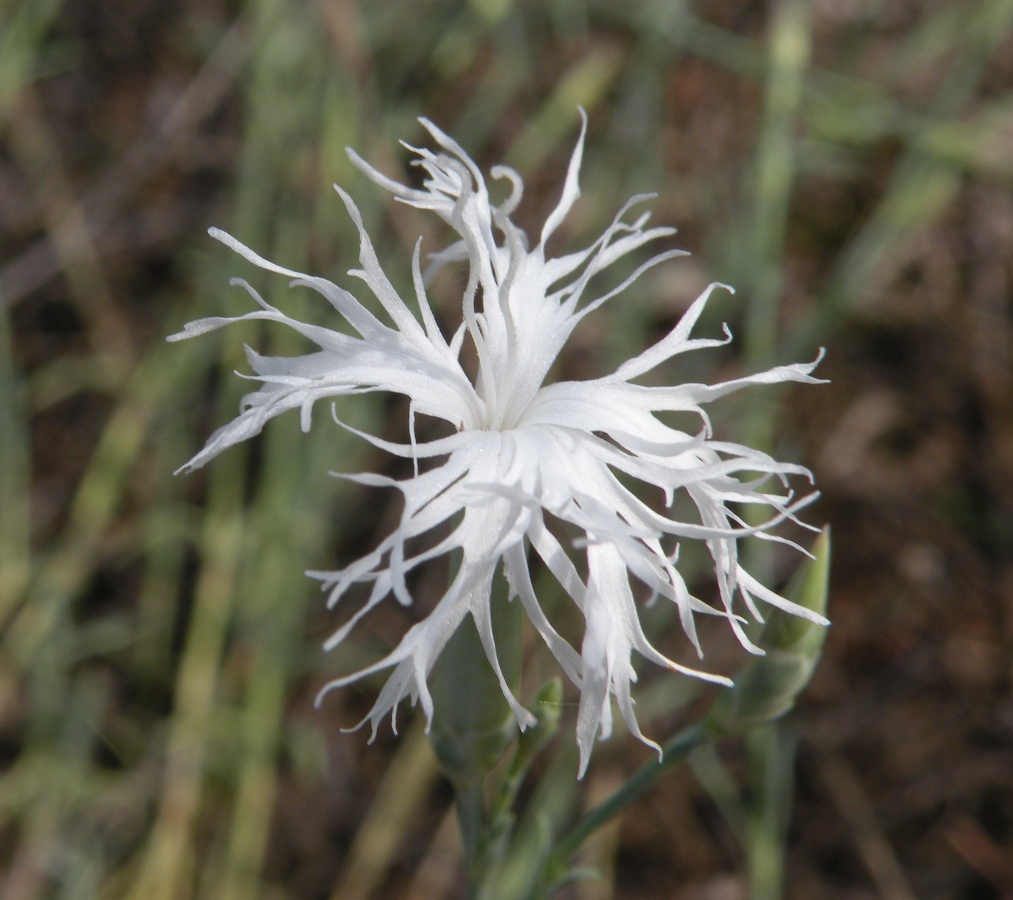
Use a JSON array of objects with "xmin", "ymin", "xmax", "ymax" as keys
[{"xmin": 170, "ymin": 112, "xmax": 826, "ymax": 776}]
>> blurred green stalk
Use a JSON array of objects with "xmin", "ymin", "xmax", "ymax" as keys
[
  {"xmin": 429, "ymin": 571, "xmax": 525, "ymax": 893},
  {"xmin": 0, "ymin": 306, "xmax": 31, "ymax": 620}
]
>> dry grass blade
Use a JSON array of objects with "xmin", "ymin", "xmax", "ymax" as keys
[{"xmin": 328, "ymin": 721, "xmax": 440, "ymax": 900}]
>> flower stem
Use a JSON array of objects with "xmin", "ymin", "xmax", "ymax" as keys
[
  {"xmin": 429, "ymin": 569, "xmax": 524, "ymax": 893},
  {"xmin": 541, "ymin": 721, "xmax": 712, "ymax": 891},
  {"xmin": 453, "ymin": 776, "xmax": 489, "ymax": 893}
]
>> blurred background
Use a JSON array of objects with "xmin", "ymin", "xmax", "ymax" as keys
[{"xmin": 1, "ymin": 0, "xmax": 1012, "ymax": 897}]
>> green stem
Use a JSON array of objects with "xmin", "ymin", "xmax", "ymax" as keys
[
  {"xmin": 429, "ymin": 570, "xmax": 524, "ymax": 893},
  {"xmin": 542, "ymin": 721, "xmax": 712, "ymax": 887},
  {"xmin": 746, "ymin": 723, "xmax": 797, "ymax": 900},
  {"xmin": 454, "ymin": 776, "xmax": 490, "ymax": 894}
]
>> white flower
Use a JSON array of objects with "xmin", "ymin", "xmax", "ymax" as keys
[{"xmin": 170, "ymin": 112, "xmax": 827, "ymax": 776}]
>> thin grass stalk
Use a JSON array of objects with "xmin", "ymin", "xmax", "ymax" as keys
[
  {"xmin": 124, "ymin": 383, "xmax": 249, "ymax": 900},
  {"xmin": 743, "ymin": 0, "xmax": 810, "ymax": 375},
  {"xmin": 790, "ymin": 0, "xmax": 1013, "ymax": 356},
  {"xmin": 3, "ymin": 346, "xmax": 186, "ymax": 667},
  {"xmin": 0, "ymin": 305, "xmax": 31, "ymax": 620}
]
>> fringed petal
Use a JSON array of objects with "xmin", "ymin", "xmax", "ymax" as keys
[{"xmin": 178, "ymin": 112, "xmax": 826, "ymax": 774}]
